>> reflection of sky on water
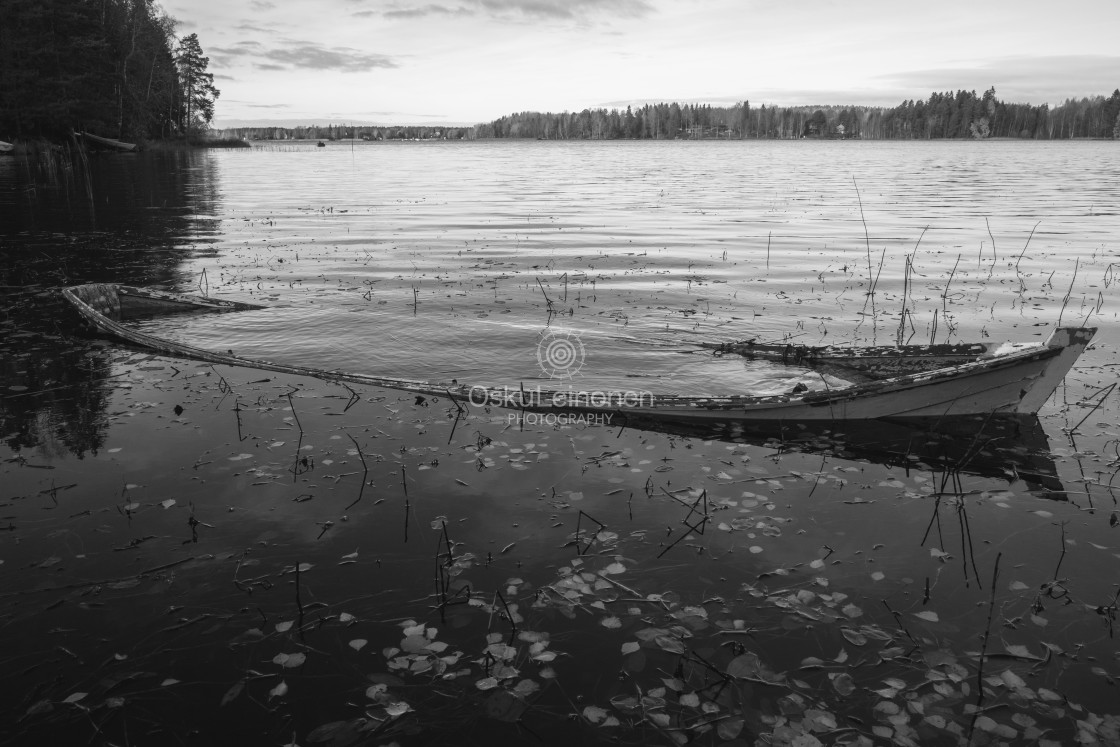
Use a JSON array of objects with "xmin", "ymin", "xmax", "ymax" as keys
[{"xmin": 2, "ymin": 141, "xmax": 1120, "ymax": 745}]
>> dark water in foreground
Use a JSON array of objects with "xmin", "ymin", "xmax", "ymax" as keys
[{"xmin": 1, "ymin": 141, "xmax": 1119, "ymax": 746}]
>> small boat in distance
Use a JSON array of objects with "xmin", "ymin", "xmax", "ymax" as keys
[
  {"xmin": 317, "ymin": 141, "xmax": 326, "ymax": 147},
  {"xmin": 78, "ymin": 131, "xmax": 138, "ymax": 152},
  {"xmin": 61, "ymin": 283, "xmax": 1095, "ymax": 421}
]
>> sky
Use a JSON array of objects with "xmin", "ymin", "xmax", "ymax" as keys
[{"xmin": 164, "ymin": 0, "xmax": 1120, "ymax": 128}]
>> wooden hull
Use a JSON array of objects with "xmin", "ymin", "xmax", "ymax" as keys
[{"xmin": 61, "ymin": 284, "xmax": 1094, "ymax": 421}]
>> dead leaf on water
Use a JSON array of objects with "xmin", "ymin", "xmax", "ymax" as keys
[{"xmin": 220, "ymin": 679, "xmax": 245, "ymax": 706}]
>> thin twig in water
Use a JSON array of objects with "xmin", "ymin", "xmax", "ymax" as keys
[
  {"xmin": 1069, "ymin": 382, "xmax": 1116, "ymax": 433},
  {"xmin": 1014, "ymin": 221, "xmax": 1040, "ymax": 272},
  {"xmin": 966, "ymin": 552, "xmax": 1002, "ymax": 745},
  {"xmin": 286, "ymin": 390, "xmax": 303, "ymax": 433},
  {"xmin": 1052, "ymin": 522, "xmax": 1068, "ymax": 578},
  {"xmin": 345, "ymin": 433, "xmax": 369, "ymax": 510},
  {"xmin": 852, "ymin": 176, "xmax": 873, "ymax": 298},
  {"xmin": 984, "ymin": 217, "xmax": 997, "ymax": 264},
  {"xmin": 1057, "ymin": 257, "xmax": 1080, "ymax": 327}
]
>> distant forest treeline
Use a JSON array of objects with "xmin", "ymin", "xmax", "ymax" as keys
[
  {"xmin": 0, "ymin": 0, "xmax": 217, "ymax": 141},
  {"xmin": 477, "ymin": 88, "xmax": 1120, "ymax": 140},
  {"xmin": 211, "ymin": 124, "xmax": 475, "ymax": 142},
  {"xmin": 216, "ymin": 87, "xmax": 1120, "ymax": 143}
]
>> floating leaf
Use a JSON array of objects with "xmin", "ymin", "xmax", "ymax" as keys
[
  {"xmin": 275, "ymin": 621, "xmax": 294, "ymax": 633},
  {"xmin": 476, "ymin": 677, "xmax": 498, "ymax": 690},
  {"xmin": 62, "ymin": 692, "xmax": 87, "ymax": 704},
  {"xmin": 913, "ymin": 610, "xmax": 940, "ymax": 623},
  {"xmin": 831, "ymin": 672, "xmax": 855, "ymax": 696},
  {"xmin": 1005, "ymin": 644, "xmax": 1043, "ymax": 660},
  {"xmin": 601, "ymin": 616, "xmax": 622, "ymax": 629},
  {"xmin": 160, "ymin": 678, "xmax": 180, "ymax": 687},
  {"xmin": 513, "ymin": 679, "xmax": 539, "ymax": 697},
  {"xmin": 582, "ymin": 705, "xmax": 608, "ymax": 724},
  {"xmin": 1009, "ymin": 581, "xmax": 1030, "ymax": 591},
  {"xmin": 268, "ymin": 680, "xmax": 288, "ymax": 700},
  {"xmin": 273, "ymin": 652, "xmax": 306, "ymax": 668},
  {"xmin": 161, "ymin": 499, "xmax": 176, "ymax": 509},
  {"xmin": 726, "ymin": 652, "xmax": 764, "ymax": 679},
  {"xmin": 339, "ymin": 612, "xmax": 355, "ymax": 623},
  {"xmin": 385, "ymin": 701, "xmax": 411, "ymax": 717},
  {"xmin": 220, "ymin": 679, "xmax": 245, "ymax": 706},
  {"xmin": 621, "ymin": 642, "xmax": 640, "ymax": 655},
  {"xmin": 653, "ymin": 635, "xmax": 685, "ymax": 654},
  {"xmin": 401, "ymin": 635, "xmax": 430, "ymax": 653},
  {"xmin": 679, "ymin": 692, "xmax": 700, "ymax": 708}
]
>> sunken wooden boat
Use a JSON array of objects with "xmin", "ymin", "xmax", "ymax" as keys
[
  {"xmin": 78, "ymin": 131, "xmax": 138, "ymax": 152},
  {"xmin": 62, "ymin": 283, "xmax": 1095, "ymax": 421}
]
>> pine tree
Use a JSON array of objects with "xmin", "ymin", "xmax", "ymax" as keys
[{"xmin": 176, "ymin": 33, "xmax": 219, "ymax": 136}]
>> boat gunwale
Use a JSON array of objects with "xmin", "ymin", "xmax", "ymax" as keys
[{"xmin": 60, "ymin": 283, "xmax": 1095, "ymax": 419}]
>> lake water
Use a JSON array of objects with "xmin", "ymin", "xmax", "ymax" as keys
[{"xmin": 2, "ymin": 140, "xmax": 1120, "ymax": 746}]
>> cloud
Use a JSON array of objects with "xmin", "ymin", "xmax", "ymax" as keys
[
  {"xmin": 250, "ymin": 0, "xmax": 275, "ymax": 8},
  {"xmin": 235, "ymin": 23, "xmax": 278, "ymax": 34},
  {"xmin": 264, "ymin": 44, "xmax": 397, "ymax": 71},
  {"xmin": 477, "ymin": 0, "xmax": 653, "ymax": 19},
  {"xmin": 212, "ymin": 41, "xmax": 263, "ymax": 55},
  {"xmin": 382, "ymin": 3, "xmax": 471, "ymax": 19},
  {"xmin": 211, "ymin": 39, "xmax": 398, "ymax": 73},
  {"xmin": 377, "ymin": 0, "xmax": 653, "ymax": 21}
]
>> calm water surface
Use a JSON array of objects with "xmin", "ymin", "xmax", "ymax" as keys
[{"xmin": 1, "ymin": 140, "xmax": 1119, "ymax": 746}]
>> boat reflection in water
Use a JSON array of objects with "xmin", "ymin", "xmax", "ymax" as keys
[{"xmin": 611, "ymin": 412, "xmax": 1067, "ymax": 501}]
